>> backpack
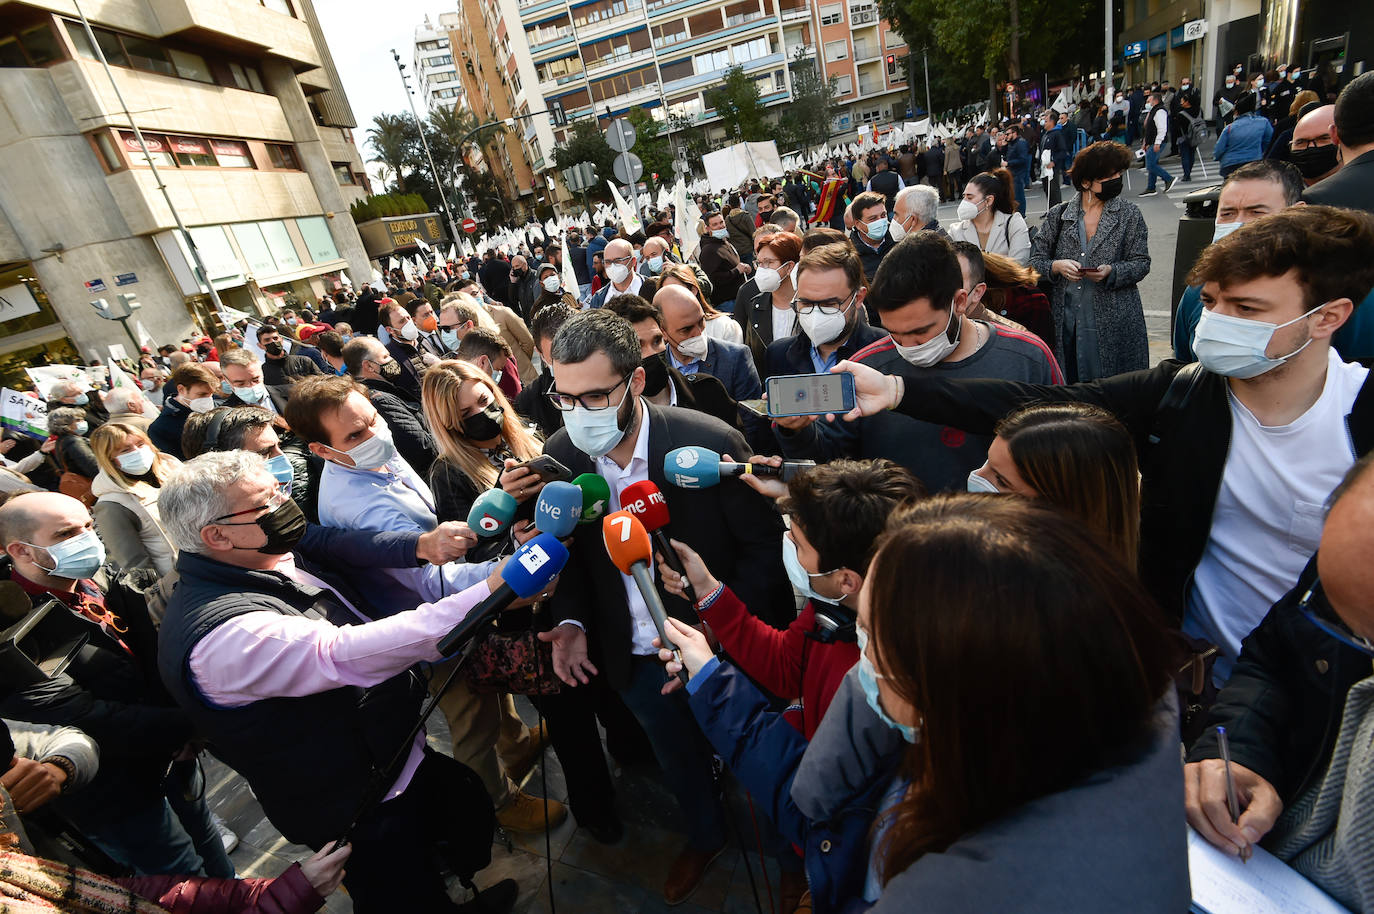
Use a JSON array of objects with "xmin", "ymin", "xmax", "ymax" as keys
[{"xmin": 1183, "ymin": 111, "xmax": 1209, "ymax": 148}]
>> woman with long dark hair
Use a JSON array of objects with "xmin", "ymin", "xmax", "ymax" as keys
[
  {"xmin": 657, "ymin": 495, "xmax": 1185, "ymax": 913},
  {"xmin": 947, "ymin": 168, "xmax": 1031, "ymax": 265}
]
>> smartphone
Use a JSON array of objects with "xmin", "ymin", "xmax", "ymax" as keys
[
  {"xmin": 739, "ymin": 398, "xmax": 769, "ymax": 416},
  {"xmin": 518, "ymin": 454, "xmax": 574, "ymax": 483},
  {"xmin": 765, "ymin": 372, "xmax": 856, "ymax": 418}
]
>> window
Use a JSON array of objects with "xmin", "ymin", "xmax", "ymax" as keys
[
  {"xmin": 732, "ymin": 36, "xmax": 771, "ymax": 64},
  {"xmin": 820, "ymin": 4, "xmax": 843, "ymax": 24},
  {"xmin": 425, "ymin": 54, "xmax": 453, "ymax": 66},
  {"xmin": 511, "ymin": 70, "xmax": 522, "ymax": 93},
  {"xmin": 332, "ymin": 162, "xmax": 355, "ymax": 185},
  {"xmin": 859, "ymin": 107, "xmax": 881, "ymax": 123},
  {"xmin": 430, "ymin": 71, "xmax": 456, "ymax": 83},
  {"xmin": 229, "ymin": 62, "xmax": 265, "ymax": 92},
  {"xmin": 170, "ymin": 136, "xmax": 215, "ymax": 167},
  {"xmin": 261, "ymin": 0, "xmax": 295, "ymax": 16},
  {"xmin": 119, "ymin": 131, "xmax": 176, "ymax": 167},
  {"xmin": 694, "ymin": 48, "xmax": 730, "ymax": 75},
  {"xmin": 266, "ymin": 144, "xmax": 300, "ymax": 170},
  {"xmin": 122, "ymin": 35, "xmax": 174, "ymax": 75},
  {"xmin": 418, "ymin": 39, "xmax": 444, "ymax": 51},
  {"xmin": 824, "ymin": 40, "xmax": 847, "ymax": 61},
  {"xmin": 231, "ymin": 223, "xmax": 277, "ymax": 275},
  {"xmin": 259, "ymin": 221, "xmax": 302, "ymax": 270},
  {"xmin": 884, "ymin": 28, "xmax": 904, "ymax": 48},
  {"xmin": 659, "ymin": 58, "xmax": 692, "ymax": 82},
  {"xmin": 92, "ymin": 132, "xmax": 122, "ymax": 171},
  {"xmin": 834, "ymin": 74, "xmax": 852, "ymax": 95},
  {"xmin": 169, "ymin": 48, "xmax": 213, "ymax": 83},
  {"xmin": 211, "ymin": 139, "xmax": 253, "ymax": 168},
  {"xmin": 17, "ymin": 24, "xmax": 59, "ymax": 65},
  {"xmin": 296, "ymin": 217, "xmax": 339, "ymax": 264},
  {"xmin": 652, "ymin": 19, "xmax": 687, "ymax": 47}
]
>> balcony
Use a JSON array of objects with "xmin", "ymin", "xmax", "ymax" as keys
[
  {"xmin": 780, "ymin": 3, "xmax": 810, "ymax": 21},
  {"xmin": 146, "ymin": 0, "xmax": 320, "ymax": 69},
  {"xmin": 583, "ymin": 45, "xmax": 656, "ymax": 78},
  {"xmin": 572, "ymin": 4, "xmax": 647, "ymax": 44},
  {"xmin": 595, "ymin": 82, "xmax": 661, "ymax": 114},
  {"xmin": 848, "ymin": 7, "xmax": 878, "ymax": 26},
  {"xmin": 520, "ymin": 0, "xmax": 566, "ymax": 15},
  {"xmin": 853, "ymin": 42, "xmax": 881, "ymax": 62},
  {"xmin": 661, "ymin": 50, "xmax": 785, "ymax": 94},
  {"xmin": 529, "ymin": 33, "xmax": 577, "ymax": 59}
]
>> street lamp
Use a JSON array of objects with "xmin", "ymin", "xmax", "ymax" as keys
[{"xmin": 391, "ymin": 49, "xmax": 461, "ymax": 245}]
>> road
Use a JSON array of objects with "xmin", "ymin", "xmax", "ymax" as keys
[{"xmin": 932, "ymin": 155, "xmax": 1222, "ymax": 368}]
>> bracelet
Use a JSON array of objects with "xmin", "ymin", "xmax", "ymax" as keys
[
  {"xmin": 39, "ymin": 756, "xmax": 76, "ymax": 792},
  {"xmin": 886, "ymin": 374, "xmax": 901, "ymax": 410},
  {"xmin": 696, "ymin": 582, "xmax": 725, "ymax": 611}
]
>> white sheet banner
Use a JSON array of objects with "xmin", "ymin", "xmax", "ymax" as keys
[{"xmin": 1, "ymin": 388, "xmax": 47, "ymax": 439}]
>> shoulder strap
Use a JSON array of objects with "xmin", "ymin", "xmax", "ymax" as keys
[
  {"xmin": 1148, "ymin": 363, "xmax": 1207, "ymax": 446},
  {"xmin": 1348, "ymin": 370, "xmax": 1374, "ymax": 457}
]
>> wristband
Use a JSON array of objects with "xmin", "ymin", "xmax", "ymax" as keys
[
  {"xmin": 695, "ymin": 582, "xmax": 725, "ymax": 611},
  {"xmin": 885, "ymin": 375, "xmax": 901, "ymax": 410},
  {"xmin": 39, "ymin": 756, "xmax": 76, "ymax": 792}
]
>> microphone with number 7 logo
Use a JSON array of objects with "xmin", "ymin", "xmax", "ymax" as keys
[
  {"xmin": 602, "ymin": 510, "xmax": 688, "ymax": 684},
  {"xmin": 437, "ymin": 532, "xmax": 569, "ymax": 656},
  {"xmin": 620, "ymin": 480, "xmax": 696, "ymax": 604}
]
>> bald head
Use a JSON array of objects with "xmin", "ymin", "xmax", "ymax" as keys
[
  {"xmin": 642, "ymin": 237, "xmax": 669, "ymax": 258},
  {"xmin": 1294, "ymin": 104, "xmax": 1337, "ymax": 145},
  {"xmin": 1291, "ymin": 105, "xmax": 1340, "ymax": 186},
  {"xmin": 605, "ymin": 239, "xmax": 633, "ymax": 262},
  {"xmin": 1319, "ymin": 457, "xmax": 1374, "ymax": 639},
  {"xmin": 511, "ymin": 255, "xmax": 529, "ymax": 271}
]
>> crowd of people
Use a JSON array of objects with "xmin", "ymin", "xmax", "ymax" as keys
[{"xmin": 0, "ymin": 68, "xmax": 1373, "ymax": 914}]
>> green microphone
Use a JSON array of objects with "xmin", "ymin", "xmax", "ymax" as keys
[{"xmin": 573, "ymin": 473, "xmax": 611, "ymax": 524}]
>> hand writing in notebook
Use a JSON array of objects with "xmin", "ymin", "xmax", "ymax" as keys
[{"xmin": 1185, "ymin": 758, "xmax": 1285, "ymax": 858}]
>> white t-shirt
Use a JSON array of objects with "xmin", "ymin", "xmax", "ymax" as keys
[
  {"xmin": 771, "ymin": 304, "xmax": 797, "ymax": 342},
  {"xmin": 1186, "ymin": 349, "xmax": 1369, "ymax": 682},
  {"xmin": 704, "ymin": 313, "xmax": 743, "ymax": 345}
]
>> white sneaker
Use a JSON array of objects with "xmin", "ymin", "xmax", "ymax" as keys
[{"xmin": 211, "ymin": 813, "xmax": 239, "ymax": 854}]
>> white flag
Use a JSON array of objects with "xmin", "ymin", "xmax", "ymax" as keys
[
  {"xmin": 413, "ymin": 235, "xmax": 431, "ymax": 253},
  {"xmin": 607, "ymin": 182, "xmax": 643, "ymax": 234}
]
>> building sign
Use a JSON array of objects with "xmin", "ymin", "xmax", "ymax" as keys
[
  {"xmin": 85, "ymin": 278, "xmax": 106, "ymax": 292},
  {"xmin": 169, "ymin": 136, "xmax": 208, "ymax": 155},
  {"xmin": 0, "ymin": 282, "xmax": 40, "ymax": 323},
  {"xmin": 120, "ymin": 132, "xmax": 166, "ymax": 153},
  {"xmin": 115, "ymin": 272, "xmax": 138, "ymax": 286},
  {"xmin": 1148, "ymin": 33, "xmax": 1167, "ymax": 56},
  {"xmin": 1183, "ymin": 18, "xmax": 1208, "ymax": 42},
  {"xmin": 1124, "ymin": 40, "xmax": 1146, "ymax": 60},
  {"xmin": 384, "ymin": 215, "xmax": 447, "ymax": 248}
]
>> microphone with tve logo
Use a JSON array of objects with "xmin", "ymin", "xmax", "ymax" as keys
[
  {"xmin": 573, "ymin": 473, "xmax": 611, "ymax": 524},
  {"xmin": 437, "ymin": 532, "xmax": 569, "ymax": 657},
  {"xmin": 534, "ymin": 481, "xmax": 582, "ymax": 538},
  {"xmin": 602, "ymin": 510, "xmax": 687, "ymax": 684},
  {"xmin": 663, "ymin": 446, "xmax": 816, "ymax": 489},
  {"xmin": 620, "ymin": 480, "xmax": 696, "ymax": 605},
  {"xmin": 467, "ymin": 488, "xmax": 518, "ymax": 537}
]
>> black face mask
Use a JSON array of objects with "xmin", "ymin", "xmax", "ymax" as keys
[
  {"xmin": 378, "ymin": 359, "xmax": 403, "ymax": 382},
  {"xmin": 1095, "ymin": 176, "xmax": 1124, "ymax": 201},
  {"xmin": 255, "ymin": 498, "xmax": 307, "ymax": 554},
  {"xmin": 640, "ymin": 352, "xmax": 670, "ymax": 397},
  {"xmin": 1289, "ymin": 144, "xmax": 1340, "ymax": 181},
  {"xmin": 462, "ymin": 402, "xmax": 505, "ymax": 441},
  {"xmin": 264, "ymin": 342, "xmax": 285, "ymax": 357}
]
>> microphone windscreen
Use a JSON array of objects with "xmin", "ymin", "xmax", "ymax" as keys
[
  {"xmin": 534, "ymin": 481, "xmax": 583, "ymax": 538},
  {"xmin": 501, "ymin": 533, "xmax": 570, "ymax": 598},
  {"xmin": 620, "ymin": 480, "xmax": 671, "ymax": 533},
  {"xmin": 468, "ymin": 488, "xmax": 518, "ymax": 537},
  {"xmin": 573, "ymin": 472, "xmax": 612, "ymax": 523},
  {"xmin": 664, "ymin": 446, "xmax": 721, "ymax": 489},
  {"xmin": 602, "ymin": 510, "xmax": 653, "ymax": 575}
]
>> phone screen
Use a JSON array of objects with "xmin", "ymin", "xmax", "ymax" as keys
[{"xmin": 766, "ymin": 372, "xmax": 855, "ymax": 418}]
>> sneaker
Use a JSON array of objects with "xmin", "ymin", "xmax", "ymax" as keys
[
  {"xmin": 1139, "ymin": 188, "xmax": 1159, "ymax": 196},
  {"xmin": 496, "ymin": 789, "xmax": 567, "ymax": 834},
  {"xmin": 1164, "ymin": 177, "xmax": 1178, "ymax": 193},
  {"xmin": 211, "ymin": 813, "xmax": 239, "ymax": 854}
]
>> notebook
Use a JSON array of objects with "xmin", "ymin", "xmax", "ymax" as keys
[{"xmin": 1188, "ymin": 826, "xmax": 1353, "ymax": 914}]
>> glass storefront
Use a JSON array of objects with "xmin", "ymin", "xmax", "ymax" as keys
[{"xmin": 0, "ymin": 261, "xmax": 79, "ymax": 390}]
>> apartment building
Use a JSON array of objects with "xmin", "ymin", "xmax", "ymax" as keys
[
  {"xmin": 807, "ymin": 0, "xmax": 912, "ymax": 132},
  {"xmin": 0, "ymin": 0, "xmax": 372, "ymax": 385},
  {"xmin": 414, "ymin": 13, "xmax": 462, "ymax": 111}
]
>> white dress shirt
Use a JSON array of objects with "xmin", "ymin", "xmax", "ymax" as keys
[{"xmin": 595, "ymin": 401, "xmax": 661, "ymax": 655}]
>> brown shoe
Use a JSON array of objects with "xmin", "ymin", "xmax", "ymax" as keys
[
  {"xmin": 778, "ymin": 870, "xmax": 808, "ymax": 914},
  {"xmin": 663, "ymin": 841, "xmax": 726, "ymax": 906},
  {"xmin": 496, "ymin": 788, "xmax": 567, "ymax": 834},
  {"xmin": 503, "ymin": 721, "xmax": 549, "ymax": 783}
]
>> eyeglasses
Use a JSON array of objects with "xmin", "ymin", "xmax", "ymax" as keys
[
  {"xmin": 1298, "ymin": 579, "xmax": 1374, "ymax": 658},
  {"xmin": 547, "ymin": 372, "xmax": 632, "ymax": 412},
  {"xmin": 791, "ymin": 289, "xmax": 858, "ymax": 316},
  {"xmin": 608, "ymin": 254, "xmax": 634, "ymax": 266},
  {"xmin": 214, "ymin": 484, "xmax": 290, "ymax": 524}
]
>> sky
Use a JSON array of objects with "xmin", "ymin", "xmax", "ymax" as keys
[{"xmin": 314, "ymin": 0, "xmax": 451, "ymax": 183}]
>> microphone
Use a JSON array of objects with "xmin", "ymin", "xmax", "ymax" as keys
[
  {"xmin": 437, "ymin": 533, "xmax": 569, "ymax": 656},
  {"xmin": 534, "ymin": 481, "xmax": 582, "ymax": 538},
  {"xmin": 620, "ymin": 480, "xmax": 696, "ymax": 605},
  {"xmin": 467, "ymin": 488, "xmax": 518, "ymax": 537},
  {"xmin": 664, "ymin": 446, "xmax": 816, "ymax": 489},
  {"xmin": 603, "ymin": 510, "xmax": 687, "ymax": 684},
  {"xmin": 573, "ymin": 472, "xmax": 611, "ymax": 524}
]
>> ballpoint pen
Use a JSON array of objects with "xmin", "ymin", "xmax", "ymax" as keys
[{"xmin": 1217, "ymin": 726, "xmax": 1251, "ymax": 862}]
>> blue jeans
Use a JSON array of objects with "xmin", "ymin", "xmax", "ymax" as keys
[
  {"xmin": 618, "ymin": 655, "xmax": 725, "ymax": 851},
  {"xmin": 1180, "ymin": 143, "xmax": 1195, "ymax": 180},
  {"xmin": 1144, "ymin": 147, "xmax": 1174, "ymax": 190},
  {"xmin": 1014, "ymin": 177, "xmax": 1028, "ymax": 216}
]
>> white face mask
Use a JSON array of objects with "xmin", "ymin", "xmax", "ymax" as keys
[
  {"xmin": 894, "ymin": 308, "xmax": 961, "ymax": 367},
  {"xmin": 1192, "ymin": 303, "xmax": 1325, "ymax": 379},
  {"xmin": 323, "ymin": 422, "xmax": 397, "ymax": 470},
  {"xmin": 607, "ymin": 262, "xmax": 631, "ymax": 285},
  {"xmin": 956, "ymin": 198, "xmax": 983, "ymax": 221},
  {"xmin": 397, "ymin": 320, "xmax": 420, "ymax": 342},
  {"xmin": 888, "ymin": 214, "xmax": 915, "ymax": 243},
  {"xmin": 1212, "ymin": 221, "xmax": 1243, "ymax": 243},
  {"xmin": 675, "ymin": 332, "xmax": 709, "ymax": 361},
  {"xmin": 116, "ymin": 445, "xmax": 155, "ymax": 477},
  {"xmin": 188, "ymin": 395, "xmax": 215, "ymax": 413},
  {"xmin": 798, "ymin": 305, "xmax": 849, "ymax": 346},
  {"xmin": 542, "ymin": 275, "xmax": 561, "ymax": 293},
  {"xmin": 755, "ymin": 266, "xmax": 783, "ymax": 293}
]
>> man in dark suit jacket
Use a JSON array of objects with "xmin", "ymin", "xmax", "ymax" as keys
[
  {"xmin": 1303, "ymin": 73, "xmax": 1374, "ymax": 213},
  {"xmin": 539, "ymin": 310, "xmax": 789, "ymax": 905},
  {"xmin": 656, "ymin": 285, "xmax": 762, "ymax": 405}
]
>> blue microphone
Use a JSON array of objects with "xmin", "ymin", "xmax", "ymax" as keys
[
  {"xmin": 468, "ymin": 488, "xmax": 518, "ymax": 537},
  {"xmin": 534, "ymin": 481, "xmax": 583, "ymax": 538},
  {"xmin": 664, "ymin": 446, "xmax": 815, "ymax": 489},
  {"xmin": 437, "ymin": 533, "xmax": 569, "ymax": 656}
]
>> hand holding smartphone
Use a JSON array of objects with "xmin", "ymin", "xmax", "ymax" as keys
[{"xmin": 765, "ymin": 372, "xmax": 857, "ymax": 418}]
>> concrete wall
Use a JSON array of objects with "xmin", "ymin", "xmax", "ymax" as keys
[{"xmin": 0, "ymin": 69, "xmax": 198, "ymax": 356}]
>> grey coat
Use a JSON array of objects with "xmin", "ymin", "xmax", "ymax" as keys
[{"xmin": 1031, "ymin": 195, "xmax": 1151, "ymax": 379}]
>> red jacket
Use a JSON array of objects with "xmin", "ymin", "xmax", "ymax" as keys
[
  {"xmin": 698, "ymin": 586, "xmax": 858, "ymax": 740},
  {"xmin": 118, "ymin": 862, "xmax": 325, "ymax": 914}
]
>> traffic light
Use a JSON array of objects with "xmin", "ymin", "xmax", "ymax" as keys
[
  {"xmin": 551, "ymin": 100, "xmax": 567, "ymax": 127},
  {"xmin": 886, "ymin": 55, "xmax": 895, "ymax": 65}
]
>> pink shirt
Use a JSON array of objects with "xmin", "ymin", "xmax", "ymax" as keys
[{"xmin": 187, "ymin": 561, "xmax": 493, "ymax": 800}]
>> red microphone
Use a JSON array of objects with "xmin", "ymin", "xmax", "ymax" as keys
[
  {"xmin": 620, "ymin": 480, "xmax": 697, "ymax": 605},
  {"xmin": 603, "ymin": 510, "xmax": 687, "ymax": 683}
]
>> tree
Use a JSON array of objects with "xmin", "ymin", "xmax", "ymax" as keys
[
  {"xmin": 705, "ymin": 66, "xmax": 766, "ymax": 142},
  {"xmin": 779, "ymin": 49, "xmax": 838, "ymax": 150},
  {"xmin": 427, "ymin": 106, "xmax": 513, "ymax": 225},
  {"xmin": 625, "ymin": 108, "xmax": 674, "ymax": 189},
  {"xmin": 366, "ymin": 113, "xmax": 415, "ymax": 193},
  {"xmin": 552, "ymin": 118, "xmax": 615, "ymax": 198}
]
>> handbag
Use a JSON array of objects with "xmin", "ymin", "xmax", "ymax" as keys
[
  {"xmin": 463, "ymin": 625, "xmax": 562, "ymax": 696},
  {"xmin": 53, "ymin": 445, "xmax": 95, "ymax": 509}
]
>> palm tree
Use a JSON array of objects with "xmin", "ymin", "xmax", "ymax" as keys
[
  {"xmin": 429, "ymin": 105, "xmax": 511, "ymax": 222},
  {"xmin": 367, "ymin": 113, "xmax": 414, "ymax": 193}
]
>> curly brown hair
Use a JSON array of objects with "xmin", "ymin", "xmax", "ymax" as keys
[{"xmin": 1068, "ymin": 141, "xmax": 1134, "ymax": 192}]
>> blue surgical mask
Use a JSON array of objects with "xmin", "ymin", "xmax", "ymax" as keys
[
  {"xmin": 864, "ymin": 218, "xmax": 889, "ymax": 242},
  {"xmin": 1191, "ymin": 302, "xmax": 1325, "ymax": 379},
  {"xmin": 563, "ymin": 398, "xmax": 630, "ymax": 458},
  {"xmin": 1211, "ymin": 221, "xmax": 1243, "ymax": 243},
  {"xmin": 266, "ymin": 453, "xmax": 294, "ymax": 493},
  {"xmin": 221, "ymin": 380, "xmax": 233, "ymax": 396},
  {"xmin": 782, "ymin": 533, "xmax": 837, "ymax": 604},
  {"xmin": 711, "ymin": 228, "xmax": 730, "ymax": 240},
  {"xmin": 439, "ymin": 329, "xmax": 460, "ymax": 352},
  {"xmin": 74, "ymin": 421, "xmax": 89, "ymax": 436},
  {"xmin": 647, "ymin": 256, "xmax": 664, "ymax": 274},
  {"xmin": 72, "ymin": 393, "xmax": 89, "ymax": 407},
  {"xmin": 21, "ymin": 529, "xmax": 106, "ymax": 580},
  {"xmin": 856, "ymin": 627, "xmax": 919, "ymax": 743},
  {"xmin": 967, "ymin": 469, "xmax": 1001, "ymax": 493},
  {"xmin": 233, "ymin": 383, "xmax": 267, "ymax": 404}
]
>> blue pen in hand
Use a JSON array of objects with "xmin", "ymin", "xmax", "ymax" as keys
[{"xmin": 1217, "ymin": 726, "xmax": 1251, "ymax": 863}]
